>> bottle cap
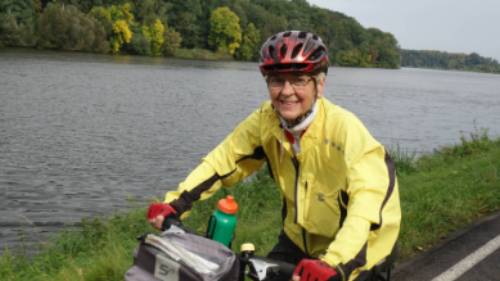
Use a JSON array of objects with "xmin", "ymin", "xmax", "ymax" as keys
[
  {"xmin": 217, "ymin": 195, "xmax": 238, "ymax": 214},
  {"xmin": 240, "ymin": 243, "xmax": 255, "ymax": 252}
]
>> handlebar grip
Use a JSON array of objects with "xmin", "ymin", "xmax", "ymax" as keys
[
  {"xmin": 161, "ymin": 216, "xmax": 182, "ymax": 231},
  {"xmin": 246, "ymin": 256, "xmax": 296, "ymax": 281},
  {"xmin": 273, "ymin": 260, "xmax": 296, "ymax": 277}
]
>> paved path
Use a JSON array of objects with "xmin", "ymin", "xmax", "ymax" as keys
[{"xmin": 393, "ymin": 212, "xmax": 500, "ymax": 281}]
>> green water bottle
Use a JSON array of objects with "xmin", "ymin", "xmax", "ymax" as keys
[{"xmin": 206, "ymin": 195, "xmax": 238, "ymax": 247}]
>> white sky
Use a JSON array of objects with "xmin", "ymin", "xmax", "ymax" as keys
[{"xmin": 308, "ymin": 0, "xmax": 500, "ymax": 61}]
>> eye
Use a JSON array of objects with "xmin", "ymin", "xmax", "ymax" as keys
[
  {"xmin": 268, "ymin": 77, "xmax": 285, "ymax": 88},
  {"xmin": 293, "ymin": 77, "xmax": 309, "ymax": 86}
]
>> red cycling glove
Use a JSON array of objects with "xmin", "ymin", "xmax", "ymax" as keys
[
  {"xmin": 147, "ymin": 203, "xmax": 177, "ymax": 220},
  {"xmin": 293, "ymin": 259, "xmax": 340, "ymax": 281}
]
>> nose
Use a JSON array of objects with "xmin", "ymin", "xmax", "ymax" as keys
[{"xmin": 280, "ymin": 80, "xmax": 295, "ymax": 96}]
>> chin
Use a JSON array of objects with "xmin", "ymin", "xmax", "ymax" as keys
[{"xmin": 279, "ymin": 111, "xmax": 300, "ymax": 121}]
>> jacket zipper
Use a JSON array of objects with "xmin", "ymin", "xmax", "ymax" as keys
[
  {"xmin": 292, "ymin": 156, "xmax": 300, "ymax": 223},
  {"xmin": 302, "ymin": 181, "xmax": 309, "ymax": 255},
  {"xmin": 292, "ymin": 156, "xmax": 309, "ymax": 255}
]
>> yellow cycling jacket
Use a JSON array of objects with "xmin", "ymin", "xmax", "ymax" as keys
[{"xmin": 165, "ymin": 97, "xmax": 401, "ymax": 281}]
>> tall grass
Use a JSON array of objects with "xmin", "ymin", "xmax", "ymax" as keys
[{"xmin": 2, "ymin": 134, "xmax": 499, "ymax": 280}]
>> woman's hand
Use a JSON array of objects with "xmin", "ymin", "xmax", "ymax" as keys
[
  {"xmin": 292, "ymin": 259, "xmax": 340, "ymax": 281},
  {"xmin": 146, "ymin": 203, "xmax": 178, "ymax": 230}
]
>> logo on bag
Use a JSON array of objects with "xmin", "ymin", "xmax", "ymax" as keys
[{"xmin": 154, "ymin": 254, "xmax": 180, "ymax": 281}]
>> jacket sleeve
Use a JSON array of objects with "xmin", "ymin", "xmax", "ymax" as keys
[
  {"xmin": 321, "ymin": 113, "xmax": 397, "ymax": 275},
  {"xmin": 164, "ymin": 107, "xmax": 266, "ymax": 215}
]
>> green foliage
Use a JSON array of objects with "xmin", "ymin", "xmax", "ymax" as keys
[
  {"xmin": 88, "ymin": 6, "xmax": 113, "ymax": 35},
  {"xmin": 1, "ymin": 0, "xmax": 404, "ymax": 66},
  {"xmin": 235, "ymin": 22, "xmax": 261, "ymax": 61},
  {"xmin": 37, "ymin": 3, "xmax": 109, "ymax": 53},
  {"xmin": 401, "ymin": 49, "xmax": 500, "ymax": 74},
  {"xmin": 166, "ymin": 0, "xmax": 203, "ymax": 48},
  {"xmin": 161, "ymin": 25, "xmax": 182, "ymax": 57},
  {"xmin": 0, "ymin": 13, "xmax": 36, "ymax": 47},
  {"xmin": 208, "ymin": 6, "xmax": 242, "ymax": 56},
  {"xmin": 365, "ymin": 28, "xmax": 400, "ymax": 68},
  {"xmin": 398, "ymin": 138, "xmax": 500, "ymax": 258},
  {"xmin": 132, "ymin": 0, "xmax": 171, "ymax": 24},
  {"xmin": 0, "ymin": 0, "xmax": 37, "ymax": 47},
  {"xmin": 388, "ymin": 145, "xmax": 417, "ymax": 176},
  {"xmin": 0, "ymin": 0, "xmax": 35, "ymax": 24},
  {"xmin": 141, "ymin": 19, "xmax": 164, "ymax": 56},
  {"xmin": 0, "ymin": 209, "xmax": 149, "ymax": 281},
  {"xmin": 127, "ymin": 25, "xmax": 151, "ymax": 56},
  {"xmin": 111, "ymin": 19, "xmax": 132, "ymax": 53},
  {"xmin": 89, "ymin": 3, "xmax": 135, "ymax": 54}
]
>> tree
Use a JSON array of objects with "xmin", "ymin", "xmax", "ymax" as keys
[
  {"xmin": 162, "ymin": 25, "xmax": 182, "ymax": 56},
  {"xmin": 465, "ymin": 52, "xmax": 481, "ymax": 66},
  {"xmin": 236, "ymin": 22, "xmax": 261, "ymax": 61},
  {"xmin": 141, "ymin": 18, "xmax": 164, "ymax": 56},
  {"xmin": 89, "ymin": 3, "xmax": 135, "ymax": 54},
  {"xmin": 111, "ymin": 19, "xmax": 132, "ymax": 53},
  {"xmin": 89, "ymin": 6, "xmax": 113, "ymax": 34},
  {"xmin": 0, "ymin": 0, "xmax": 37, "ymax": 46},
  {"xmin": 166, "ymin": 0, "xmax": 203, "ymax": 48},
  {"xmin": 132, "ymin": 0, "xmax": 171, "ymax": 24},
  {"xmin": 38, "ymin": 3, "xmax": 109, "ymax": 52},
  {"xmin": 208, "ymin": 6, "xmax": 241, "ymax": 56}
]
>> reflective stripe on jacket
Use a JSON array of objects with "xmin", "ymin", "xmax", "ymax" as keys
[{"xmin": 164, "ymin": 98, "xmax": 401, "ymax": 281}]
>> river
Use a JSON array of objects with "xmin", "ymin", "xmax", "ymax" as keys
[{"xmin": 1, "ymin": 49, "xmax": 499, "ymax": 253}]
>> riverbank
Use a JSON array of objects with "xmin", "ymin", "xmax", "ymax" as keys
[{"xmin": 1, "ymin": 133, "xmax": 499, "ymax": 281}]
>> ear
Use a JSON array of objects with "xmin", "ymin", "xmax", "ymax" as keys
[{"xmin": 316, "ymin": 76, "xmax": 325, "ymax": 98}]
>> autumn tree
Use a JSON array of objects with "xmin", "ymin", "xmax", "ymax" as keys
[
  {"xmin": 208, "ymin": 6, "xmax": 241, "ymax": 56},
  {"xmin": 141, "ymin": 19, "xmax": 164, "ymax": 56},
  {"xmin": 89, "ymin": 3, "xmax": 134, "ymax": 54}
]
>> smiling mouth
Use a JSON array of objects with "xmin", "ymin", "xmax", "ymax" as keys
[{"xmin": 279, "ymin": 99, "xmax": 299, "ymax": 105}]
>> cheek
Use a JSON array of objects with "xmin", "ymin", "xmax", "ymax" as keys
[{"xmin": 269, "ymin": 91, "xmax": 281, "ymax": 103}]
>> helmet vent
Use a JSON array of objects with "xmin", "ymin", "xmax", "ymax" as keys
[
  {"xmin": 308, "ymin": 47, "xmax": 325, "ymax": 61},
  {"xmin": 313, "ymin": 35, "xmax": 319, "ymax": 41},
  {"xmin": 298, "ymin": 31, "xmax": 308, "ymax": 39},
  {"xmin": 271, "ymin": 35, "xmax": 277, "ymax": 41},
  {"xmin": 283, "ymin": 31, "xmax": 292, "ymax": 37},
  {"xmin": 268, "ymin": 46, "xmax": 276, "ymax": 60},
  {"xmin": 291, "ymin": 43, "xmax": 303, "ymax": 59},
  {"xmin": 280, "ymin": 44, "xmax": 288, "ymax": 58}
]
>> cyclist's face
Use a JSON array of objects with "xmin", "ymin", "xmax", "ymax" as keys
[{"xmin": 267, "ymin": 73, "xmax": 324, "ymax": 122}]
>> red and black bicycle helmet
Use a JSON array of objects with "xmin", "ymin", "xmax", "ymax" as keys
[{"xmin": 259, "ymin": 30, "xmax": 329, "ymax": 76}]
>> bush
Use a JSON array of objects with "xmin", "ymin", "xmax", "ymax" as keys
[
  {"xmin": 127, "ymin": 27, "xmax": 151, "ymax": 56},
  {"xmin": 162, "ymin": 26, "xmax": 182, "ymax": 57},
  {"xmin": 0, "ymin": 13, "xmax": 37, "ymax": 47},
  {"xmin": 38, "ymin": 3, "xmax": 109, "ymax": 53}
]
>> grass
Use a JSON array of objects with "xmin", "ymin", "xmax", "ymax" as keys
[{"xmin": 1, "ymin": 133, "xmax": 499, "ymax": 280}]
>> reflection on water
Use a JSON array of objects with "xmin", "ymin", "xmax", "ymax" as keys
[{"xmin": 1, "ymin": 49, "xmax": 500, "ymax": 253}]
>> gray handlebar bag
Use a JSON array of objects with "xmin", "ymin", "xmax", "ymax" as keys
[{"xmin": 125, "ymin": 226, "xmax": 239, "ymax": 281}]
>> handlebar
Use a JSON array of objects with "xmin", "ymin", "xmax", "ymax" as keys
[{"xmin": 244, "ymin": 255, "xmax": 295, "ymax": 281}]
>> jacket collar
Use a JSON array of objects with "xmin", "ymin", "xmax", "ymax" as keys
[{"xmin": 264, "ymin": 99, "xmax": 326, "ymax": 156}]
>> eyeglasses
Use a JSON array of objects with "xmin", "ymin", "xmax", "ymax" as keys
[{"xmin": 267, "ymin": 76, "xmax": 313, "ymax": 90}]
